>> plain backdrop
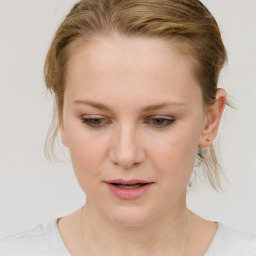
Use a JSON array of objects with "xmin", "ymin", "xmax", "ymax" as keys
[{"xmin": 0, "ymin": 0, "xmax": 256, "ymax": 238}]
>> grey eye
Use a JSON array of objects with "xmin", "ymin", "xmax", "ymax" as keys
[
  {"xmin": 81, "ymin": 118, "xmax": 107, "ymax": 127},
  {"xmin": 146, "ymin": 117, "xmax": 175, "ymax": 128}
]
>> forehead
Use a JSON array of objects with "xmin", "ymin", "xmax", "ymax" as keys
[{"xmin": 64, "ymin": 35, "xmax": 201, "ymax": 106}]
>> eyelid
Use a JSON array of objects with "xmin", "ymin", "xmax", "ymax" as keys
[
  {"xmin": 145, "ymin": 115, "xmax": 175, "ymax": 121},
  {"xmin": 148, "ymin": 115, "xmax": 174, "ymax": 119},
  {"xmin": 81, "ymin": 114, "xmax": 106, "ymax": 118}
]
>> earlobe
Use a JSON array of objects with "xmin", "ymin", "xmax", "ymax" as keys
[
  {"xmin": 59, "ymin": 122, "xmax": 69, "ymax": 148},
  {"xmin": 199, "ymin": 88, "xmax": 227, "ymax": 148}
]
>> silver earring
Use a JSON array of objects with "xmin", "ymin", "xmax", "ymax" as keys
[
  {"xmin": 195, "ymin": 147, "xmax": 202, "ymax": 167},
  {"xmin": 187, "ymin": 148, "xmax": 202, "ymax": 190}
]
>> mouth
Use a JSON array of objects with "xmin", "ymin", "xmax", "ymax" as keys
[
  {"xmin": 104, "ymin": 179, "xmax": 154, "ymax": 200},
  {"xmin": 110, "ymin": 183, "xmax": 150, "ymax": 189},
  {"xmin": 106, "ymin": 179, "xmax": 153, "ymax": 187}
]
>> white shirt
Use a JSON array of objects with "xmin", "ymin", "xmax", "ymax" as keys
[{"xmin": 0, "ymin": 220, "xmax": 256, "ymax": 255}]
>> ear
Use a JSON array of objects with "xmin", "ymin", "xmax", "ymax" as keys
[
  {"xmin": 59, "ymin": 121, "xmax": 69, "ymax": 148},
  {"xmin": 199, "ymin": 88, "xmax": 227, "ymax": 148}
]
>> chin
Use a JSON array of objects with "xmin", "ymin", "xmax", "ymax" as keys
[{"xmin": 106, "ymin": 206, "xmax": 158, "ymax": 227}]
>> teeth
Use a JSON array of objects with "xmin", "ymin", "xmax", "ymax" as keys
[{"xmin": 115, "ymin": 184, "xmax": 143, "ymax": 189}]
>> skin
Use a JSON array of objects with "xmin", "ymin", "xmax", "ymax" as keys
[{"xmin": 58, "ymin": 34, "xmax": 226, "ymax": 256}]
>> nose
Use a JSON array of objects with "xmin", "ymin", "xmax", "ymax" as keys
[{"xmin": 109, "ymin": 124, "xmax": 145, "ymax": 169}]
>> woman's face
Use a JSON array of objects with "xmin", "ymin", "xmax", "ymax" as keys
[{"xmin": 60, "ymin": 35, "xmax": 209, "ymax": 226}]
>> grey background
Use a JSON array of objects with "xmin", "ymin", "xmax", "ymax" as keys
[{"xmin": 0, "ymin": 0, "xmax": 256, "ymax": 237}]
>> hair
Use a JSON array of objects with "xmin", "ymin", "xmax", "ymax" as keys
[{"xmin": 44, "ymin": 0, "xmax": 228, "ymax": 191}]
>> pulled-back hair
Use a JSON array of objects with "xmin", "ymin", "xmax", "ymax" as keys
[{"xmin": 44, "ymin": 0, "xmax": 227, "ymax": 191}]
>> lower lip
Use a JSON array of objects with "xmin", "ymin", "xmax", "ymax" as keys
[{"xmin": 106, "ymin": 183, "xmax": 154, "ymax": 200}]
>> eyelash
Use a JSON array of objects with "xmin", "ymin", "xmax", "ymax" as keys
[{"xmin": 80, "ymin": 116, "xmax": 175, "ymax": 129}]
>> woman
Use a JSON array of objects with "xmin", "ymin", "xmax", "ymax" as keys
[{"xmin": 1, "ymin": 0, "xmax": 255, "ymax": 255}]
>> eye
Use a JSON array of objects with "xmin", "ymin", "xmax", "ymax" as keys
[
  {"xmin": 145, "ymin": 116, "xmax": 175, "ymax": 128},
  {"xmin": 80, "ymin": 116, "xmax": 110, "ymax": 127}
]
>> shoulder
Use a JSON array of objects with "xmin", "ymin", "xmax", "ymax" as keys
[
  {"xmin": 0, "ymin": 219, "xmax": 70, "ymax": 256},
  {"xmin": 205, "ymin": 223, "xmax": 256, "ymax": 256}
]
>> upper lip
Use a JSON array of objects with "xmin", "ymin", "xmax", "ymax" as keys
[{"xmin": 105, "ymin": 179, "xmax": 153, "ymax": 185}]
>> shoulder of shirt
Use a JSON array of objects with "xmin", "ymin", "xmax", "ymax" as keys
[
  {"xmin": 1, "ymin": 221, "xmax": 255, "ymax": 256},
  {"xmin": 205, "ymin": 222, "xmax": 256, "ymax": 256},
  {"xmin": 0, "ymin": 219, "xmax": 70, "ymax": 256}
]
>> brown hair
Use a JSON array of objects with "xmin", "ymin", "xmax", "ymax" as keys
[{"xmin": 44, "ymin": 0, "xmax": 227, "ymax": 191}]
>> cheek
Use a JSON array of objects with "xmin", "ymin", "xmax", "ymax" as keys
[
  {"xmin": 151, "ymin": 128, "xmax": 198, "ymax": 164},
  {"xmin": 67, "ymin": 128, "xmax": 108, "ymax": 188},
  {"xmin": 149, "ymin": 126, "xmax": 199, "ymax": 186}
]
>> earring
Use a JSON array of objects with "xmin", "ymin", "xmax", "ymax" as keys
[
  {"xmin": 197, "ymin": 146, "xmax": 202, "ymax": 157},
  {"xmin": 187, "ymin": 147, "xmax": 202, "ymax": 190}
]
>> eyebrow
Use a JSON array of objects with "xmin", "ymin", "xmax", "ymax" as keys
[{"xmin": 73, "ymin": 99, "xmax": 187, "ymax": 112}]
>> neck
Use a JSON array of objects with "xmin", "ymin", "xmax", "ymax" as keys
[{"xmin": 80, "ymin": 193, "xmax": 193, "ymax": 256}]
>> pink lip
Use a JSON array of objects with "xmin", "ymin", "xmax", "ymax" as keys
[{"xmin": 105, "ymin": 179, "xmax": 154, "ymax": 200}]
